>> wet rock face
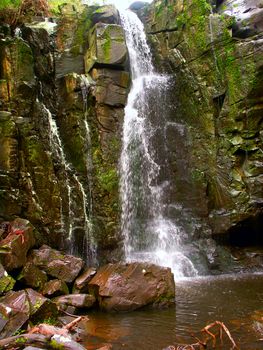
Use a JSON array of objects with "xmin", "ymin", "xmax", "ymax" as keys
[
  {"xmin": 0, "ymin": 264, "xmax": 15, "ymax": 295},
  {"xmin": 0, "ymin": 4, "xmax": 130, "ymax": 262},
  {"xmin": 141, "ymin": 0, "xmax": 263, "ymax": 239},
  {"xmin": 85, "ymin": 23, "xmax": 128, "ymax": 72},
  {"xmin": 216, "ymin": 0, "xmax": 263, "ymax": 38},
  {"xmin": 0, "ymin": 218, "xmax": 35, "ymax": 272},
  {"xmin": 88, "ymin": 262, "xmax": 175, "ymax": 312},
  {"xmin": 0, "ymin": 288, "xmax": 58, "ymax": 338},
  {"xmin": 29, "ymin": 245, "xmax": 84, "ymax": 283}
]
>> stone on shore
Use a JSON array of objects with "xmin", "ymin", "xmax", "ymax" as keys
[
  {"xmin": 29, "ymin": 245, "xmax": 84, "ymax": 283},
  {"xmin": 0, "ymin": 288, "xmax": 58, "ymax": 338}
]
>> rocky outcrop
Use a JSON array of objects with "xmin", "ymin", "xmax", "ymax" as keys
[
  {"xmin": 88, "ymin": 262, "xmax": 175, "ymax": 312},
  {"xmin": 139, "ymin": 0, "xmax": 263, "ymax": 242},
  {"xmin": 0, "ymin": 3, "xmax": 130, "ymax": 263}
]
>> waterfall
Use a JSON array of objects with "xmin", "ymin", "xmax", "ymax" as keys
[
  {"xmin": 119, "ymin": 10, "xmax": 198, "ymax": 278},
  {"xmin": 42, "ymin": 102, "xmax": 96, "ymax": 264}
]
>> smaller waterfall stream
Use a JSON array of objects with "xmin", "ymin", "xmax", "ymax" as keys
[
  {"xmin": 120, "ymin": 10, "xmax": 198, "ymax": 278},
  {"xmin": 42, "ymin": 102, "xmax": 96, "ymax": 263}
]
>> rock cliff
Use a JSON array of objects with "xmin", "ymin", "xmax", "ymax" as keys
[
  {"xmin": 0, "ymin": 0, "xmax": 262, "ymax": 265},
  {"xmin": 0, "ymin": 4, "xmax": 130, "ymax": 263},
  {"xmin": 137, "ymin": 0, "xmax": 263, "ymax": 244}
]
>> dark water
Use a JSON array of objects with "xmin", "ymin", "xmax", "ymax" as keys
[{"xmin": 82, "ymin": 273, "xmax": 263, "ymax": 349}]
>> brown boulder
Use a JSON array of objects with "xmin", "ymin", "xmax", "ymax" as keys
[
  {"xmin": 42, "ymin": 279, "xmax": 69, "ymax": 298},
  {"xmin": 88, "ymin": 262, "xmax": 175, "ymax": 312},
  {"xmin": 0, "ymin": 288, "xmax": 58, "ymax": 338},
  {"xmin": 73, "ymin": 267, "xmax": 97, "ymax": 293},
  {"xmin": 0, "ymin": 218, "xmax": 35, "ymax": 272},
  {"xmin": 17, "ymin": 262, "xmax": 48, "ymax": 290},
  {"xmin": 29, "ymin": 245, "xmax": 84, "ymax": 283},
  {"xmin": 53, "ymin": 294, "xmax": 96, "ymax": 310}
]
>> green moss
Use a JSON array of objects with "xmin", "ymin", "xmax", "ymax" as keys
[
  {"xmin": 50, "ymin": 339, "xmax": 64, "ymax": 350},
  {"xmin": 0, "ymin": 275, "xmax": 15, "ymax": 294},
  {"xmin": 15, "ymin": 337, "xmax": 26, "ymax": 344},
  {"xmin": 0, "ymin": 119, "xmax": 16, "ymax": 136},
  {"xmin": 0, "ymin": 0, "xmax": 21, "ymax": 10},
  {"xmin": 191, "ymin": 168, "xmax": 205, "ymax": 181},
  {"xmin": 97, "ymin": 168, "xmax": 118, "ymax": 192},
  {"xmin": 102, "ymin": 29, "xmax": 112, "ymax": 63},
  {"xmin": 70, "ymin": 7, "xmax": 93, "ymax": 55},
  {"xmin": 26, "ymin": 136, "xmax": 43, "ymax": 163}
]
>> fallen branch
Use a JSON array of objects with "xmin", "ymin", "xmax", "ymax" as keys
[
  {"xmin": 64, "ymin": 316, "xmax": 87, "ymax": 331},
  {"xmin": 164, "ymin": 320, "xmax": 239, "ymax": 350},
  {"xmin": 201, "ymin": 321, "xmax": 239, "ymax": 349}
]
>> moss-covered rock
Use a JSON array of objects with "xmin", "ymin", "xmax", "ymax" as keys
[
  {"xmin": 85, "ymin": 23, "xmax": 128, "ymax": 72},
  {"xmin": 42, "ymin": 279, "xmax": 69, "ymax": 298},
  {"xmin": 0, "ymin": 288, "xmax": 58, "ymax": 338},
  {"xmin": 29, "ymin": 245, "xmax": 84, "ymax": 283},
  {"xmin": 142, "ymin": 0, "xmax": 263, "ymax": 237},
  {"xmin": 17, "ymin": 262, "xmax": 48, "ymax": 290},
  {"xmin": 0, "ymin": 263, "xmax": 15, "ymax": 295}
]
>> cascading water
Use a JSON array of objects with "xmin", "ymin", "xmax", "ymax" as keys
[
  {"xmin": 120, "ymin": 10, "xmax": 198, "ymax": 278},
  {"xmin": 42, "ymin": 102, "xmax": 96, "ymax": 264}
]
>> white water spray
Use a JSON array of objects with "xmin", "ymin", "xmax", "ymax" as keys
[
  {"xmin": 42, "ymin": 102, "xmax": 96, "ymax": 263},
  {"xmin": 120, "ymin": 10, "xmax": 197, "ymax": 278}
]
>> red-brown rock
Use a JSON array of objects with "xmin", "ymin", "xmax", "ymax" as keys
[
  {"xmin": 29, "ymin": 245, "xmax": 84, "ymax": 283},
  {"xmin": 73, "ymin": 267, "xmax": 97, "ymax": 293},
  {"xmin": 0, "ymin": 288, "xmax": 58, "ymax": 338},
  {"xmin": 0, "ymin": 218, "xmax": 36, "ymax": 272},
  {"xmin": 88, "ymin": 262, "xmax": 175, "ymax": 312},
  {"xmin": 53, "ymin": 294, "xmax": 96, "ymax": 310},
  {"xmin": 42, "ymin": 279, "xmax": 69, "ymax": 298}
]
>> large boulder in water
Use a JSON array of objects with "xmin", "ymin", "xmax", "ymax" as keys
[
  {"xmin": 29, "ymin": 245, "xmax": 84, "ymax": 283},
  {"xmin": 88, "ymin": 262, "xmax": 175, "ymax": 312}
]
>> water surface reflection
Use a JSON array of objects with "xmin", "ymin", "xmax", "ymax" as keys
[{"xmin": 83, "ymin": 273, "xmax": 263, "ymax": 349}]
